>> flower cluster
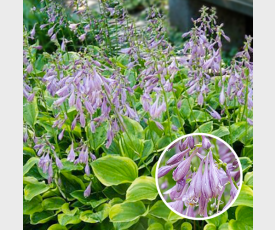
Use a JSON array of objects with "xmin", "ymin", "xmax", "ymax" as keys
[{"xmin": 158, "ymin": 135, "xmax": 240, "ymax": 218}]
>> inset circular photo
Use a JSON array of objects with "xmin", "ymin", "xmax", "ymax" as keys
[{"xmin": 156, "ymin": 134, "xmax": 242, "ymax": 220}]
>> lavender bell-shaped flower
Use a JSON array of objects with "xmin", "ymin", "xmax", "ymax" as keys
[
  {"xmin": 85, "ymin": 162, "xmax": 90, "ymax": 175},
  {"xmin": 67, "ymin": 142, "xmax": 75, "ymax": 162},
  {"xmin": 202, "ymin": 136, "xmax": 211, "ymax": 149},
  {"xmin": 206, "ymin": 106, "xmax": 221, "ymax": 120},
  {"xmin": 166, "ymin": 148, "xmax": 190, "ymax": 165},
  {"xmin": 158, "ymin": 162, "xmax": 180, "ymax": 178},
  {"xmin": 168, "ymin": 200, "xmax": 184, "ymax": 214},
  {"xmin": 30, "ymin": 24, "xmax": 36, "ymax": 39},
  {"xmin": 58, "ymin": 129, "xmax": 65, "ymax": 140},
  {"xmin": 172, "ymin": 149, "xmax": 197, "ymax": 181},
  {"xmin": 187, "ymin": 136, "xmax": 195, "ymax": 149},
  {"xmin": 48, "ymin": 160, "xmax": 53, "ymax": 184},
  {"xmin": 84, "ymin": 182, "xmax": 92, "ymax": 198},
  {"xmin": 201, "ymin": 155, "xmax": 213, "ymax": 199},
  {"xmin": 55, "ymin": 155, "xmax": 63, "ymax": 169},
  {"xmin": 198, "ymin": 92, "xmax": 204, "ymax": 106},
  {"xmin": 208, "ymin": 150, "xmax": 222, "ymax": 197},
  {"xmin": 219, "ymin": 85, "xmax": 225, "ymax": 105},
  {"xmin": 194, "ymin": 159, "xmax": 203, "ymax": 197}
]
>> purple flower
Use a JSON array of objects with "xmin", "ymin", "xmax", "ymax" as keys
[
  {"xmin": 26, "ymin": 64, "xmax": 33, "ymax": 73},
  {"xmin": 208, "ymin": 150, "xmax": 222, "ymax": 197},
  {"xmin": 30, "ymin": 24, "xmax": 36, "ymax": 39},
  {"xmin": 166, "ymin": 148, "xmax": 190, "ymax": 165},
  {"xmin": 193, "ymin": 159, "xmax": 203, "ymax": 198},
  {"xmin": 202, "ymin": 136, "xmax": 211, "ymax": 149},
  {"xmin": 168, "ymin": 200, "xmax": 184, "ymax": 213},
  {"xmin": 247, "ymin": 118, "xmax": 253, "ymax": 126},
  {"xmin": 85, "ymin": 162, "xmax": 90, "ymax": 175},
  {"xmin": 84, "ymin": 182, "xmax": 92, "ymax": 198},
  {"xmin": 47, "ymin": 160, "xmax": 53, "ymax": 184},
  {"xmin": 161, "ymin": 181, "xmax": 168, "ymax": 190},
  {"xmin": 158, "ymin": 162, "xmax": 180, "ymax": 178},
  {"xmin": 48, "ymin": 25, "xmax": 55, "ymax": 37},
  {"xmin": 201, "ymin": 155, "xmax": 213, "ymax": 199},
  {"xmin": 58, "ymin": 129, "xmax": 65, "ymax": 140},
  {"xmin": 69, "ymin": 23, "xmax": 78, "ymax": 31},
  {"xmin": 27, "ymin": 93, "xmax": 35, "ymax": 102},
  {"xmin": 53, "ymin": 94, "xmax": 69, "ymax": 106},
  {"xmin": 219, "ymin": 85, "xmax": 225, "ymax": 105},
  {"xmin": 187, "ymin": 136, "xmax": 195, "ymax": 149},
  {"xmin": 79, "ymin": 33, "xmax": 86, "ymax": 42},
  {"xmin": 206, "ymin": 106, "xmax": 221, "ymax": 120},
  {"xmin": 67, "ymin": 142, "xmax": 75, "ymax": 162},
  {"xmin": 198, "ymin": 92, "xmax": 204, "ymax": 106},
  {"xmin": 55, "ymin": 155, "xmax": 63, "ymax": 169},
  {"xmin": 172, "ymin": 149, "xmax": 197, "ymax": 181}
]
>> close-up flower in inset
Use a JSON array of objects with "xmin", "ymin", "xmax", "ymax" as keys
[{"xmin": 157, "ymin": 134, "xmax": 241, "ymax": 219}]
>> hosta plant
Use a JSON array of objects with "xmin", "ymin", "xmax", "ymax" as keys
[{"xmin": 23, "ymin": 0, "xmax": 253, "ymax": 229}]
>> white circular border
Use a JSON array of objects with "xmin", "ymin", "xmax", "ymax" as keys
[{"xmin": 155, "ymin": 133, "xmax": 243, "ymax": 220}]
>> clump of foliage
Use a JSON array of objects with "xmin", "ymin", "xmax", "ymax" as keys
[{"xmin": 23, "ymin": 0, "xmax": 253, "ymax": 229}]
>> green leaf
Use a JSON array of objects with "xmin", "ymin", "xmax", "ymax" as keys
[
  {"xmin": 113, "ymin": 218, "xmax": 139, "ymax": 230},
  {"xmin": 149, "ymin": 200, "xmax": 171, "ymax": 220},
  {"xmin": 167, "ymin": 211, "xmax": 184, "ymax": 222},
  {"xmin": 228, "ymin": 122, "xmax": 246, "ymax": 143},
  {"xmin": 148, "ymin": 119, "xmax": 164, "ymax": 136},
  {"xmin": 119, "ymin": 135, "xmax": 144, "ymax": 160},
  {"xmin": 23, "ymin": 196, "xmax": 43, "ymax": 215},
  {"xmin": 23, "ymin": 147, "xmax": 36, "ymax": 157},
  {"xmin": 165, "ymin": 222, "xmax": 174, "ymax": 230},
  {"xmin": 102, "ymin": 138, "xmax": 121, "ymax": 156},
  {"xmin": 58, "ymin": 213, "xmax": 81, "ymax": 226},
  {"xmin": 91, "ymin": 155, "xmax": 138, "ymax": 186},
  {"xmin": 141, "ymin": 140, "xmax": 154, "ymax": 160},
  {"xmin": 42, "ymin": 197, "xmax": 66, "ymax": 210},
  {"xmin": 244, "ymin": 172, "xmax": 253, "ymax": 188},
  {"xmin": 239, "ymin": 157, "xmax": 252, "ymax": 173},
  {"xmin": 61, "ymin": 203, "xmax": 78, "ymax": 215},
  {"xmin": 239, "ymin": 126, "xmax": 253, "ymax": 144},
  {"xmin": 23, "ymin": 176, "xmax": 39, "ymax": 185},
  {"xmin": 24, "ymin": 182, "xmax": 50, "ymax": 201},
  {"xmin": 241, "ymin": 145, "xmax": 253, "ymax": 160},
  {"xmin": 86, "ymin": 122, "xmax": 107, "ymax": 151},
  {"xmin": 204, "ymin": 223, "xmax": 217, "ymax": 230},
  {"xmin": 126, "ymin": 176, "xmax": 158, "ymax": 202},
  {"xmin": 109, "ymin": 201, "xmax": 147, "ymax": 222},
  {"xmin": 59, "ymin": 172, "xmax": 85, "ymax": 198},
  {"xmin": 194, "ymin": 121, "xmax": 213, "ymax": 133},
  {"xmin": 48, "ymin": 224, "xmax": 68, "ymax": 230},
  {"xmin": 151, "ymin": 162, "xmax": 157, "ymax": 178},
  {"xmin": 211, "ymin": 126, "xmax": 230, "ymax": 138},
  {"xmin": 156, "ymin": 135, "xmax": 176, "ymax": 150},
  {"xmin": 122, "ymin": 115, "xmax": 144, "ymax": 139},
  {"xmin": 228, "ymin": 206, "xmax": 253, "ymax": 230},
  {"xmin": 206, "ymin": 211, "xmax": 228, "ymax": 227},
  {"xmin": 148, "ymin": 223, "xmax": 164, "ymax": 230},
  {"xmin": 232, "ymin": 184, "xmax": 253, "ymax": 207},
  {"xmin": 218, "ymin": 223, "xmax": 229, "ymax": 230},
  {"xmin": 23, "ymin": 157, "xmax": 39, "ymax": 176},
  {"xmin": 70, "ymin": 190, "xmax": 108, "ymax": 208},
  {"xmin": 181, "ymin": 222, "xmax": 193, "ymax": 230},
  {"xmin": 30, "ymin": 211, "xmax": 55, "ymax": 224},
  {"xmin": 180, "ymin": 98, "xmax": 194, "ymax": 119},
  {"xmin": 60, "ymin": 159, "xmax": 83, "ymax": 172},
  {"xmin": 189, "ymin": 110, "xmax": 211, "ymax": 123},
  {"xmin": 80, "ymin": 204, "xmax": 110, "ymax": 223},
  {"xmin": 23, "ymin": 97, "xmax": 38, "ymax": 127}
]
